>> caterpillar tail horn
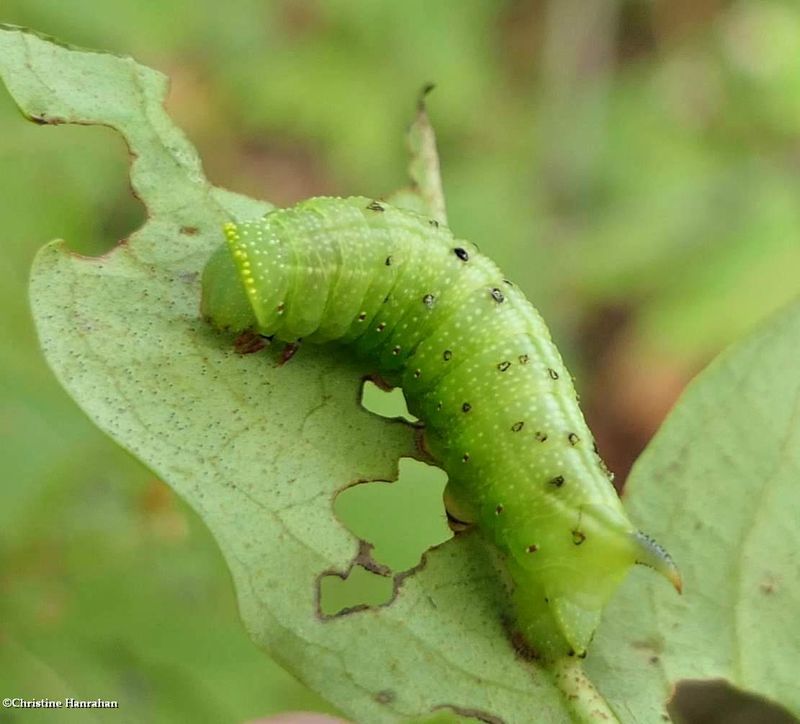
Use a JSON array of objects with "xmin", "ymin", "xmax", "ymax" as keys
[{"xmin": 632, "ymin": 531, "xmax": 682, "ymax": 594}]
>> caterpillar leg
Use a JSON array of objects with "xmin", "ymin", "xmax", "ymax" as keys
[
  {"xmin": 367, "ymin": 373, "xmax": 394, "ymax": 392},
  {"xmin": 234, "ymin": 330, "xmax": 271, "ymax": 355},
  {"xmin": 445, "ymin": 509, "xmax": 472, "ymax": 533},
  {"xmin": 443, "ymin": 481, "xmax": 476, "ymax": 532},
  {"xmin": 414, "ymin": 427, "xmax": 437, "ymax": 463},
  {"xmin": 278, "ymin": 340, "xmax": 301, "ymax": 366}
]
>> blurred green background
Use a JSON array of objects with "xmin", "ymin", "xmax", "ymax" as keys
[{"xmin": 1, "ymin": 1, "xmax": 799, "ymax": 722}]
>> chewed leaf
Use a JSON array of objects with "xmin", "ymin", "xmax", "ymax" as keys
[{"xmin": 3, "ymin": 25, "xmax": 573, "ymax": 723}]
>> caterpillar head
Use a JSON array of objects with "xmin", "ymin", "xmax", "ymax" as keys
[{"xmin": 201, "ymin": 240, "xmax": 255, "ymax": 333}]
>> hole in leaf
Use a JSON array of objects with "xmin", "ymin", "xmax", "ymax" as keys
[
  {"xmin": 668, "ymin": 679, "xmax": 798, "ymax": 724},
  {"xmin": 318, "ymin": 566, "xmax": 394, "ymax": 617},
  {"xmin": 360, "ymin": 380, "xmax": 417, "ymax": 423},
  {"xmin": 0, "ymin": 110, "xmax": 146, "ymax": 257},
  {"xmin": 335, "ymin": 458, "xmax": 451, "ymax": 571}
]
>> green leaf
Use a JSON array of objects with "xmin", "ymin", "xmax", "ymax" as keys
[
  {"xmin": 2, "ymin": 25, "xmax": 578, "ymax": 723},
  {"xmin": 12, "ymin": 21, "xmax": 797, "ymax": 724},
  {"xmin": 387, "ymin": 84, "xmax": 447, "ymax": 225},
  {"xmin": 588, "ymin": 298, "xmax": 800, "ymax": 721}
]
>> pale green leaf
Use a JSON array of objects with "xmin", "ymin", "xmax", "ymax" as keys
[{"xmin": 589, "ymin": 298, "xmax": 800, "ymax": 721}]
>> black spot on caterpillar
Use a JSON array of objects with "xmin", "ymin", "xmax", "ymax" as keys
[
  {"xmin": 200, "ymin": 195, "xmax": 680, "ymax": 659},
  {"xmin": 572, "ymin": 530, "xmax": 587, "ymax": 546}
]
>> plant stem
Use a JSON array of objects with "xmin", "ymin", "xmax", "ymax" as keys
[{"xmin": 549, "ymin": 656, "xmax": 621, "ymax": 723}]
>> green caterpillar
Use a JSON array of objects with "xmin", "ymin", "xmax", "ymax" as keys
[{"xmin": 201, "ymin": 195, "xmax": 680, "ymax": 659}]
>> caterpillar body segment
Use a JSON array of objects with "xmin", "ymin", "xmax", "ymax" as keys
[{"xmin": 201, "ymin": 196, "xmax": 680, "ymax": 659}]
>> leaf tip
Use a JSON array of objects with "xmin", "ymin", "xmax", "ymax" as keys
[{"xmin": 417, "ymin": 82, "xmax": 436, "ymax": 112}]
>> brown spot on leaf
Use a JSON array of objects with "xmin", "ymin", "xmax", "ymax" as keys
[{"xmin": 432, "ymin": 704, "xmax": 505, "ymax": 724}]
